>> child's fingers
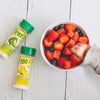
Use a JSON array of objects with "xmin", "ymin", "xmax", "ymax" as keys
[
  {"xmin": 76, "ymin": 43, "xmax": 81, "ymax": 46},
  {"xmin": 70, "ymin": 47, "xmax": 81, "ymax": 58},
  {"xmin": 70, "ymin": 45, "xmax": 80, "ymax": 55},
  {"xmin": 70, "ymin": 44, "xmax": 80, "ymax": 51},
  {"xmin": 74, "ymin": 45, "xmax": 80, "ymax": 49},
  {"xmin": 70, "ymin": 47, "xmax": 77, "ymax": 54},
  {"xmin": 70, "ymin": 43, "xmax": 90, "ymax": 60}
]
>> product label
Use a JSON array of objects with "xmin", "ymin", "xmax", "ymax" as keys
[
  {"xmin": 0, "ymin": 28, "xmax": 26, "ymax": 56},
  {"xmin": 15, "ymin": 56, "xmax": 32, "ymax": 86}
]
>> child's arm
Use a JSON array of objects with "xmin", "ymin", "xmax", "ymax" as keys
[{"xmin": 70, "ymin": 43, "xmax": 100, "ymax": 74}]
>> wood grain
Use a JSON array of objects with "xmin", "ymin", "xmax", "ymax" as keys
[
  {"xmin": 0, "ymin": 0, "xmax": 27, "ymax": 100},
  {"xmin": 22, "ymin": 0, "xmax": 70, "ymax": 100},
  {"xmin": 66, "ymin": 0, "xmax": 100, "ymax": 100}
]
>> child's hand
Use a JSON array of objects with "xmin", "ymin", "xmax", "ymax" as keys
[{"xmin": 70, "ymin": 43, "xmax": 90, "ymax": 60}]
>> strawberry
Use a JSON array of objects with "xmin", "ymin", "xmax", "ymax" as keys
[
  {"xmin": 67, "ymin": 30, "xmax": 74, "ymax": 38},
  {"xmin": 57, "ymin": 28, "xmax": 66, "ymax": 35},
  {"xmin": 64, "ymin": 47, "xmax": 72, "ymax": 55},
  {"xmin": 64, "ymin": 60, "xmax": 71, "ymax": 69},
  {"xmin": 71, "ymin": 62, "xmax": 77, "ymax": 67},
  {"xmin": 54, "ymin": 41, "xmax": 64, "ymax": 51},
  {"xmin": 79, "ymin": 36, "xmax": 89, "ymax": 44},
  {"xmin": 48, "ymin": 30, "xmax": 59, "ymax": 41},
  {"xmin": 66, "ymin": 39, "xmax": 76, "ymax": 47},
  {"xmin": 53, "ymin": 50, "xmax": 61, "ymax": 60},
  {"xmin": 45, "ymin": 49, "xmax": 54, "ymax": 60},
  {"xmin": 57, "ymin": 57, "xmax": 66, "ymax": 68},
  {"xmin": 59, "ymin": 34, "xmax": 69, "ymax": 44},
  {"xmin": 43, "ymin": 37, "xmax": 53, "ymax": 47},
  {"xmin": 72, "ymin": 31, "xmax": 79, "ymax": 42},
  {"xmin": 70, "ymin": 54, "xmax": 82, "ymax": 66},
  {"xmin": 65, "ymin": 24, "xmax": 76, "ymax": 32}
]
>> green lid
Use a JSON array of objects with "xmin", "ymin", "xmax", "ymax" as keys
[
  {"xmin": 20, "ymin": 46, "xmax": 36, "ymax": 56},
  {"xmin": 20, "ymin": 19, "xmax": 34, "ymax": 33}
]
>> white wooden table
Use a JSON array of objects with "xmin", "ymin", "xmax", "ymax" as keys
[{"xmin": 0, "ymin": 0, "xmax": 100, "ymax": 100}]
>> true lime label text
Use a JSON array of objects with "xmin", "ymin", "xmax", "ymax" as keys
[{"xmin": 20, "ymin": 59, "xmax": 30, "ymax": 64}]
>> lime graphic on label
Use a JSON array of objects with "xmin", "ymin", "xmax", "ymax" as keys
[{"xmin": 8, "ymin": 37, "xmax": 18, "ymax": 48}]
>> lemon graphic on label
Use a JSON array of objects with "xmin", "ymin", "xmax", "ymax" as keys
[{"xmin": 19, "ymin": 66, "xmax": 29, "ymax": 76}]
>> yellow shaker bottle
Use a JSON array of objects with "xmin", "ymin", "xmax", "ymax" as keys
[{"xmin": 13, "ymin": 46, "xmax": 36, "ymax": 90}]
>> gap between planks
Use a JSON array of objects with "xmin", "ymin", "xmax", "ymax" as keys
[
  {"xmin": 64, "ymin": 0, "xmax": 72, "ymax": 100},
  {"xmin": 21, "ymin": 0, "xmax": 29, "ymax": 100},
  {"xmin": 24, "ymin": 0, "xmax": 29, "ymax": 46}
]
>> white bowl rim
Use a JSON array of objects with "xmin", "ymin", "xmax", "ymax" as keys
[{"xmin": 40, "ymin": 21, "xmax": 88, "ymax": 71}]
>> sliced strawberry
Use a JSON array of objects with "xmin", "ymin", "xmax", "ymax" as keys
[
  {"xmin": 67, "ymin": 30, "xmax": 74, "ymax": 38},
  {"xmin": 64, "ymin": 60, "xmax": 71, "ymax": 69},
  {"xmin": 70, "ymin": 54, "xmax": 82, "ymax": 66},
  {"xmin": 43, "ymin": 37, "xmax": 53, "ymax": 47},
  {"xmin": 53, "ymin": 50, "xmax": 61, "ymax": 60},
  {"xmin": 79, "ymin": 36, "xmax": 89, "ymax": 44},
  {"xmin": 48, "ymin": 30, "xmax": 59, "ymax": 41},
  {"xmin": 65, "ymin": 24, "xmax": 76, "ymax": 32},
  {"xmin": 71, "ymin": 62, "xmax": 77, "ymax": 67},
  {"xmin": 57, "ymin": 57, "xmax": 66, "ymax": 68},
  {"xmin": 59, "ymin": 34, "xmax": 69, "ymax": 44},
  {"xmin": 45, "ymin": 49, "xmax": 54, "ymax": 60},
  {"xmin": 64, "ymin": 47, "xmax": 72, "ymax": 55},
  {"xmin": 57, "ymin": 28, "xmax": 66, "ymax": 35},
  {"xmin": 66, "ymin": 39, "xmax": 76, "ymax": 47},
  {"xmin": 54, "ymin": 41, "xmax": 64, "ymax": 51},
  {"xmin": 72, "ymin": 31, "xmax": 79, "ymax": 42}
]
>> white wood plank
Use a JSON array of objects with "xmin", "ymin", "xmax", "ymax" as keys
[
  {"xmin": 67, "ymin": 0, "xmax": 100, "ymax": 100},
  {"xmin": 23, "ymin": 0, "xmax": 70, "ymax": 100},
  {"xmin": 0, "ymin": 0, "xmax": 27, "ymax": 100}
]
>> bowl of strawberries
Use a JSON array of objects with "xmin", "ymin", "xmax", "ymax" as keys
[{"xmin": 40, "ymin": 22, "xmax": 89, "ymax": 70}]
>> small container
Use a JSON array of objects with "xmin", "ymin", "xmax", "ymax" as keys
[
  {"xmin": 13, "ymin": 46, "xmax": 36, "ymax": 90},
  {"xmin": 0, "ymin": 19, "xmax": 34, "ymax": 59}
]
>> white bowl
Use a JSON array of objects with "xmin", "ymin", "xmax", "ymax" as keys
[{"xmin": 40, "ymin": 22, "xmax": 89, "ymax": 71}]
